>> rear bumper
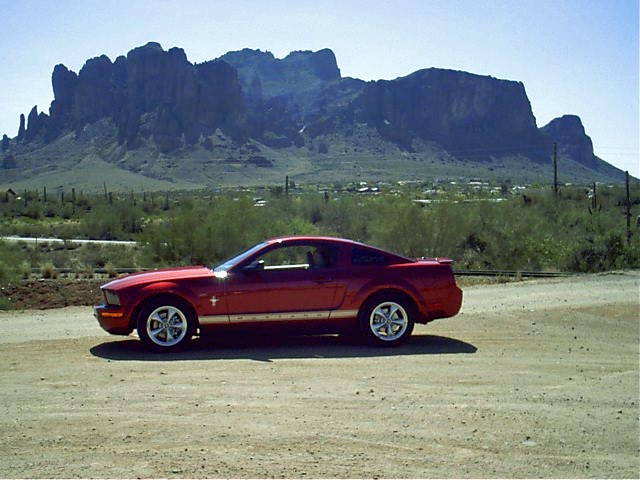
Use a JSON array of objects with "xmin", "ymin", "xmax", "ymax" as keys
[
  {"xmin": 423, "ymin": 285, "xmax": 463, "ymax": 322},
  {"xmin": 94, "ymin": 304, "xmax": 132, "ymax": 335}
]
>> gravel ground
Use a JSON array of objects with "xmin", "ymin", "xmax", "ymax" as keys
[{"xmin": 0, "ymin": 272, "xmax": 638, "ymax": 478}]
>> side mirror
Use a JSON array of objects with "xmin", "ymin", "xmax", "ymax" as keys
[{"xmin": 242, "ymin": 259, "xmax": 265, "ymax": 272}]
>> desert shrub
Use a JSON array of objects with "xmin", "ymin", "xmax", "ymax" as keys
[
  {"xmin": 142, "ymin": 197, "xmax": 258, "ymax": 265},
  {"xmin": 421, "ymin": 202, "xmax": 475, "ymax": 260},
  {"xmin": 0, "ymin": 184, "xmax": 637, "ymax": 273},
  {"xmin": 319, "ymin": 196, "xmax": 372, "ymax": 241},
  {"xmin": 140, "ymin": 195, "xmax": 323, "ymax": 266},
  {"xmin": 453, "ymin": 201, "xmax": 570, "ymax": 270},
  {"xmin": 0, "ymin": 241, "xmax": 31, "ymax": 282},
  {"xmin": 368, "ymin": 197, "xmax": 431, "ymax": 257},
  {"xmin": 75, "ymin": 243, "xmax": 140, "ymax": 269},
  {"xmin": 81, "ymin": 203, "xmax": 143, "ymax": 240},
  {"xmin": 76, "ymin": 264, "xmax": 94, "ymax": 279},
  {"xmin": 104, "ymin": 262, "xmax": 118, "ymax": 278},
  {"xmin": 23, "ymin": 202, "xmax": 43, "ymax": 220},
  {"xmin": 567, "ymin": 232, "xmax": 635, "ymax": 272},
  {"xmin": 40, "ymin": 262, "xmax": 59, "ymax": 279}
]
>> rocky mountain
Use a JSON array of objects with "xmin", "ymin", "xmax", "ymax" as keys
[
  {"xmin": 350, "ymin": 68, "xmax": 549, "ymax": 159},
  {"xmin": 1, "ymin": 42, "xmax": 627, "ymax": 190},
  {"xmin": 541, "ymin": 115, "xmax": 598, "ymax": 169},
  {"xmin": 45, "ymin": 42, "xmax": 247, "ymax": 151},
  {"xmin": 220, "ymin": 48, "xmax": 343, "ymax": 116}
]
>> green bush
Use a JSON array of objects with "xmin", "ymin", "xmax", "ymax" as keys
[
  {"xmin": 0, "ymin": 184, "xmax": 637, "ymax": 273},
  {"xmin": 0, "ymin": 241, "xmax": 31, "ymax": 282},
  {"xmin": 40, "ymin": 262, "xmax": 59, "ymax": 279},
  {"xmin": 82, "ymin": 203, "xmax": 143, "ymax": 240}
]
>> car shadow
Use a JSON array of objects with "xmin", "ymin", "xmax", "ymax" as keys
[{"xmin": 89, "ymin": 333, "xmax": 477, "ymax": 362}]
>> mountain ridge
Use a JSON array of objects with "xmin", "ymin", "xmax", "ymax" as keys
[{"xmin": 0, "ymin": 42, "xmax": 628, "ymax": 190}]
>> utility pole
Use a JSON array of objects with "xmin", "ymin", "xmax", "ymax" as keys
[
  {"xmin": 553, "ymin": 142, "xmax": 558, "ymax": 200},
  {"xmin": 285, "ymin": 175, "xmax": 289, "ymax": 196},
  {"xmin": 625, "ymin": 171, "xmax": 631, "ymax": 244}
]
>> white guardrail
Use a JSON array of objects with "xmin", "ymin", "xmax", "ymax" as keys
[{"xmin": 1, "ymin": 236, "xmax": 137, "ymax": 246}]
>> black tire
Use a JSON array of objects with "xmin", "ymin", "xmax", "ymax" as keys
[
  {"xmin": 358, "ymin": 293, "xmax": 415, "ymax": 346},
  {"xmin": 136, "ymin": 297, "xmax": 196, "ymax": 351}
]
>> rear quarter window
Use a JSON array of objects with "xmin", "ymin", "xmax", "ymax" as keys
[{"xmin": 352, "ymin": 248, "xmax": 388, "ymax": 265}]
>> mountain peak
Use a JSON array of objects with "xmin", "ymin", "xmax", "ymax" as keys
[
  {"xmin": 3, "ymin": 42, "xmax": 626, "ymax": 187},
  {"xmin": 137, "ymin": 41, "xmax": 164, "ymax": 52},
  {"xmin": 542, "ymin": 115, "xmax": 595, "ymax": 168},
  {"xmin": 543, "ymin": 114, "xmax": 586, "ymax": 135}
]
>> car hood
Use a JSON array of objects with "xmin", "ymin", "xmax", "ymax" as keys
[{"xmin": 101, "ymin": 266, "xmax": 213, "ymax": 290}]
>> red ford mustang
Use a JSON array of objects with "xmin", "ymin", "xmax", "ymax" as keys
[{"xmin": 94, "ymin": 236, "xmax": 463, "ymax": 350}]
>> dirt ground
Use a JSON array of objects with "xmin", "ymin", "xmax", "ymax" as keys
[
  {"xmin": 0, "ymin": 273, "xmax": 638, "ymax": 478},
  {"xmin": 1, "ymin": 278, "xmax": 103, "ymax": 309}
]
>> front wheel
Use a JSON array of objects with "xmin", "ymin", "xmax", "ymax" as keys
[
  {"xmin": 358, "ymin": 294, "xmax": 415, "ymax": 346},
  {"xmin": 137, "ymin": 298, "xmax": 196, "ymax": 351}
]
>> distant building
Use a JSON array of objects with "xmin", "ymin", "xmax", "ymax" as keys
[{"xmin": 3, "ymin": 188, "xmax": 17, "ymax": 200}]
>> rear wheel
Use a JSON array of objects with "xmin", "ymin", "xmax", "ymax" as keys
[
  {"xmin": 137, "ymin": 298, "xmax": 196, "ymax": 351},
  {"xmin": 358, "ymin": 294, "xmax": 415, "ymax": 346}
]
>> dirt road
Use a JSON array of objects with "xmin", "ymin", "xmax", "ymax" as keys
[{"xmin": 1, "ymin": 273, "xmax": 638, "ymax": 478}]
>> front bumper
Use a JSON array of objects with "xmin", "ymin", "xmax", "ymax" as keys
[{"xmin": 94, "ymin": 304, "xmax": 132, "ymax": 336}]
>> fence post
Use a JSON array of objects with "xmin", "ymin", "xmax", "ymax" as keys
[
  {"xmin": 626, "ymin": 171, "xmax": 632, "ymax": 244},
  {"xmin": 553, "ymin": 142, "xmax": 558, "ymax": 201}
]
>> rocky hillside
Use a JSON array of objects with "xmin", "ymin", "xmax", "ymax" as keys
[
  {"xmin": 541, "ymin": 115, "xmax": 598, "ymax": 169},
  {"xmin": 23, "ymin": 43, "xmax": 247, "ymax": 151},
  {"xmin": 0, "ymin": 42, "xmax": 627, "ymax": 190},
  {"xmin": 350, "ymin": 68, "xmax": 548, "ymax": 159}
]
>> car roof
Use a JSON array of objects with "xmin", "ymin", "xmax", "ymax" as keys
[
  {"xmin": 264, "ymin": 236, "xmax": 414, "ymax": 263},
  {"xmin": 266, "ymin": 235, "xmax": 359, "ymax": 245}
]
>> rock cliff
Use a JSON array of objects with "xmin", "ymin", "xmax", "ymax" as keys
[
  {"xmin": 27, "ymin": 42, "xmax": 248, "ymax": 152},
  {"xmin": 541, "ymin": 115, "xmax": 597, "ymax": 169},
  {"xmin": 219, "ymin": 47, "xmax": 342, "ymax": 117},
  {"xmin": 5, "ymin": 42, "xmax": 622, "ymax": 182},
  {"xmin": 351, "ymin": 68, "xmax": 550, "ymax": 159}
]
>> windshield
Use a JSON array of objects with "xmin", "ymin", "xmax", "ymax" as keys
[{"xmin": 212, "ymin": 242, "xmax": 268, "ymax": 272}]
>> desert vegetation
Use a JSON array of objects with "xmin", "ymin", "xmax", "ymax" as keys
[{"xmin": 1, "ymin": 181, "xmax": 638, "ymax": 285}]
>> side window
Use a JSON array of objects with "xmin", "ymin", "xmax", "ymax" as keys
[
  {"xmin": 309, "ymin": 245, "xmax": 339, "ymax": 269},
  {"xmin": 352, "ymin": 248, "xmax": 388, "ymax": 265},
  {"xmin": 256, "ymin": 244, "xmax": 339, "ymax": 270},
  {"xmin": 259, "ymin": 245, "xmax": 310, "ymax": 269}
]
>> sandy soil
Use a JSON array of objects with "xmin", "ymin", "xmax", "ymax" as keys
[{"xmin": 0, "ymin": 272, "xmax": 638, "ymax": 478}]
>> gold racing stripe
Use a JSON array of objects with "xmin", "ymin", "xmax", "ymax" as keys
[
  {"xmin": 199, "ymin": 315, "xmax": 228, "ymax": 325},
  {"xmin": 199, "ymin": 309, "xmax": 358, "ymax": 325},
  {"xmin": 328, "ymin": 310, "xmax": 359, "ymax": 319}
]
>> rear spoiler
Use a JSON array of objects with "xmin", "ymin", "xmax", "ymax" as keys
[{"xmin": 417, "ymin": 257, "xmax": 454, "ymax": 265}]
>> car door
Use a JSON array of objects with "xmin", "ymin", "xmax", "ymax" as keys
[{"xmin": 224, "ymin": 242, "xmax": 341, "ymax": 323}]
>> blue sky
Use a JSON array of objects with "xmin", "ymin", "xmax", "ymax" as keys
[{"xmin": 1, "ymin": 0, "xmax": 638, "ymax": 175}]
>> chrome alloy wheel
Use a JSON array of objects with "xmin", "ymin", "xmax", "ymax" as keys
[
  {"xmin": 369, "ymin": 301, "xmax": 409, "ymax": 341},
  {"xmin": 146, "ymin": 305, "xmax": 188, "ymax": 347}
]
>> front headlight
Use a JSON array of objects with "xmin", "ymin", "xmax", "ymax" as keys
[{"xmin": 103, "ymin": 290, "xmax": 120, "ymax": 306}]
